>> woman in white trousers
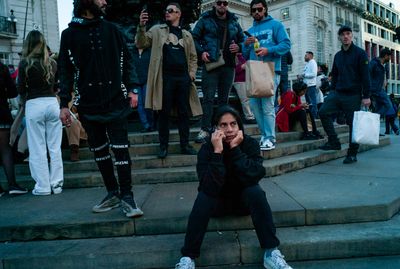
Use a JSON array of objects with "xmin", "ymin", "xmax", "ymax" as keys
[{"xmin": 17, "ymin": 30, "xmax": 63, "ymax": 195}]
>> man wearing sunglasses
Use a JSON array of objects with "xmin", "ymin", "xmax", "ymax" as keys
[
  {"xmin": 242, "ymin": 0, "xmax": 291, "ymax": 152},
  {"xmin": 136, "ymin": 2, "xmax": 202, "ymax": 159},
  {"xmin": 192, "ymin": 0, "xmax": 244, "ymax": 144}
]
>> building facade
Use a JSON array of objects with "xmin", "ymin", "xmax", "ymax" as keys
[
  {"xmin": 0, "ymin": 0, "xmax": 59, "ymax": 67},
  {"xmin": 362, "ymin": 0, "xmax": 400, "ymax": 94}
]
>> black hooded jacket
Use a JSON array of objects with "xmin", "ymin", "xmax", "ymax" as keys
[
  {"xmin": 58, "ymin": 17, "xmax": 139, "ymax": 116},
  {"xmin": 196, "ymin": 131, "xmax": 266, "ymax": 198}
]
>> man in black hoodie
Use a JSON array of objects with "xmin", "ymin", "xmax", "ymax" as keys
[
  {"xmin": 58, "ymin": 0, "xmax": 143, "ymax": 218},
  {"xmin": 175, "ymin": 105, "xmax": 292, "ymax": 269}
]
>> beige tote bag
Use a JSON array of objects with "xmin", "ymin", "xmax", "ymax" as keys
[{"xmin": 245, "ymin": 60, "xmax": 275, "ymax": 98}]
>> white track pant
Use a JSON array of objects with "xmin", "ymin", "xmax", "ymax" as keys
[{"xmin": 26, "ymin": 97, "xmax": 63, "ymax": 193}]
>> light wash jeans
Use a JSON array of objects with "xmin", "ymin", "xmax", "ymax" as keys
[
  {"xmin": 250, "ymin": 74, "xmax": 281, "ymax": 143},
  {"xmin": 26, "ymin": 97, "xmax": 63, "ymax": 194}
]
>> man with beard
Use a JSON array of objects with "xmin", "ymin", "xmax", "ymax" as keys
[
  {"xmin": 136, "ymin": 2, "xmax": 201, "ymax": 159},
  {"xmin": 174, "ymin": 106, "xmax": 292, "ymax": 269},
  {"xmin": 192, "ymin": 0, "xmax": 244, "ymax": 144},
  {"xmin": 58, "ymin": 0, "xmax": 144, "ymax": 218},
  {"xmin": 301, "ymin": 51, "xmax": 318, "ymax": 119},
  {"xmin": 242, "ymin": 0, "xmax": 291, "ymax": 151},
  {"xmin": 369, "ymin": 48, "xmax": 392, "ymax": 116},
  {"xmin": 319, "ymin": 25, "xmax": 371, "ymax": 164}
]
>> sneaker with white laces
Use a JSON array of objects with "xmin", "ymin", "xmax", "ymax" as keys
[
  {"xmin": 92, "ymin": 191, "xmax": 120, "ymax": 213},
  {"xmin": 195, "ymin": 130, "xmax": 209, "ymax": 143},
  {"xmin": 261, "ymin": 139, "xmax": 275, "ymax": 151},
  {"xmin": 175, "ymin": 257, "xmax": 195, "ymax": 269},
  {"xmin": 121, "ymin": 195, "xmax": 144, "ymax": 218},
  {"xmin": 264, "ymin": 249, "xmax": 292, "ymax": 269}
]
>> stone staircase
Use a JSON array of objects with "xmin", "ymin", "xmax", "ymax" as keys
[{"xmin": 1, "ymin": 122, "xmax": 399, "ymax": 269}]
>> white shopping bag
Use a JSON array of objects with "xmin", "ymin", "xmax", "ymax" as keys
[{"xmin": 351, "ymin": 110, "xmax": 380, "ymax": 145}]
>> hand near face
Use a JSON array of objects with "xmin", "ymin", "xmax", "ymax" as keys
[
  {"xmin": 229, "ymin": 130, "xmax": 243, "ymax": 149},
  {"xmin": 211, "ymin": 129, "xmax": 225, "ymax": 153}
]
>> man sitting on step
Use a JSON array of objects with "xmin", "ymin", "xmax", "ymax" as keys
[{"xmin": 175, "ymin": 105, "xmax": 292, "ymax": 269}]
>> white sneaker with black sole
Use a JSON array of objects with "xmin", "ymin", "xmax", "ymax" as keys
[
  {"xmin": 121, "ymin": 195, "xmax": 144, "ymax": 218},
  {"xmin": 260, "ymin": 139, "xmax": 275, "ymax": 151},
  {"xmin": 8, "ymin": 185, "xmax": 28, "ymax": 195}
]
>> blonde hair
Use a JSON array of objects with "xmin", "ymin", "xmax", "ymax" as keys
[{"xmin": 21, "ymin": 30, "xmax": 53, "ymax": 84}]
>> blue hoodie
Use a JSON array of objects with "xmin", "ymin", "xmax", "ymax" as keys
[{"xmin": 242, "ymin": 16, "xmax": 291, "ymax": 72}]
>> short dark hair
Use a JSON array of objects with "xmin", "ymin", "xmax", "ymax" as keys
[
  {"xmin": 292, "ymin": 81, "xmax": 307, "ymax": 95},
  {"xmin": 250, "ymin": 0, "xmax": 268, "ymax": 12},
  {"xmin": 306, "ymin": 51, "xmax": 313, "ymax": 56},
  {"xmin": 338, "ymin": 25, "xmax": 352, "ymax": 35},
  {"xmin": 73, "ymin": 0, "xmax": 92, "ymax": 17},
  {"xmin": 379, "ymin": 48, "xmax": 392, "ymax": 58},
  {"xmin": 168, "ymin": 2, "xmax": 182, "ymax": 11}
]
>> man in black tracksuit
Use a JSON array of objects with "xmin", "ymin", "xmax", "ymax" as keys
[
  {"xmin": 319, "ymin": 25, "xmax": 371, "ymax": 164},
  {"xmin": 58, "ymin": 0, "xmax": 143, "ymax": 218},
  {"xmin": 175, "ymin": 105, "xmax": 292, "ymax": 269}
]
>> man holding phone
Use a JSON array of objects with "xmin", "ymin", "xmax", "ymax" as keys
[
  {"xmin": 175, "ymin": 105, "xmax": 292, "ymax": 269},
  {"xmin": 191, "ymin": 0, "xmax": 244, "ymax": 144},
  {"xmin": 136, "ymin": 2, "xmax": 201, "ymax": 159},
  {"xmin": 242, "ymin": 0, "xmax": 291, "ymax": 151}
]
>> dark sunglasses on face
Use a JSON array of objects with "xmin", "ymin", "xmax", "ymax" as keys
[
  {"xmin": 251, "ymin": 7, "xmax": 264, "ymax": 13},
  {"xmin": 165, "ymin": 8, "xmax": 178, "ymax": 14},
  {"xmin": 216, "ymin": 1, "xmax": 229, "ymax": 7}
]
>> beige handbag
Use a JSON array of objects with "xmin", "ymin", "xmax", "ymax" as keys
[
  {"xmin": 205, "ymin": 50, "xmax": 225, "ymax": 71},
  {"xmin": 245, "ymin": 60, "xmax": 275, "ymax": 98},
  {"xmin": 204, "ymin": 23, "xmax": 227, "ymax": 72}
]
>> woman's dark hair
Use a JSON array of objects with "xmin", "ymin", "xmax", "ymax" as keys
[
  {"xmin": 212, "ymin": 105, "xmax": 244, "ymax": 132},
  {"xmin": 292, "ymin": 81, "xmax": 307, "ymax": 95}
]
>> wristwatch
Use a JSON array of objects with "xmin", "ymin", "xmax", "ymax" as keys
[{"xmin": 131, "ymin": 88, "xmax": 139, "ymax": 94}]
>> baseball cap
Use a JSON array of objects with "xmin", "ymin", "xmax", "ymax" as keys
[{"xmin": 338, "ymin": 25, "xmax": 352, "ymax": 35}]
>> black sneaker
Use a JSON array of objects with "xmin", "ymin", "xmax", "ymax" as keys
[
  {"xmin": 181, "ymin": 145, "xmax": 197, "ymax": 155},
  {"xmin": 319, "ymin": 141, "xmax": 341, "ymax": 150},
  {"xmin": 9, "ymin": 185, "xmax": 28, "ymax": 195},
  {"xmin": 301, "ymin": 133, "xmax": 318, "ymax": 140},
  {"xmin": 92, "ymin": 191, "xmax": 120, "ymax": 213},
  {"xmin": 0, "ymin": 188, "xmax": 5, "ymax": 197},
  {"xmin": 121, "ymin": 195, "xmax": 144, "ymax": 218},
  {"xmin": 343, "ymin": 155, "xmax": 357, "ymax": 164},
  {"xmin": 312, "ymin": 131, "xmax": 324, "ymax": 139}
]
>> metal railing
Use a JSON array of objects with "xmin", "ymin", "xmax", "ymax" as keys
[{"xmin": 0, "ymin": 15, "xmax": 17, "ymax": 36}]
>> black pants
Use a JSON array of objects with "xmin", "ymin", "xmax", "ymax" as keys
[
  {"xmin": 385, "ymin": 115, "xmax": 399, "ymax": 134},
  {"xmin": 181, "ymin": 185, "xmax": 280, "ymax": 259},
  {"xmin": 290, "ymin": 109, "xmax": 317, "ymax": 134},
  {"xmin": 159, "ymin": 74, "xmax": 191, "ymax": 149},
  {"xmin": 319, "ymin": 91, "xmax": 361, "ymax": 156},
  {"xmin": 80, "ymin": 117, "xmax": 132, "ymax": 196}
]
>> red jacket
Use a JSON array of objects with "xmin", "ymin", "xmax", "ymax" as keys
[{"xmin": 276, "ymin": 90, "xmax": 303, "ymax": 132}]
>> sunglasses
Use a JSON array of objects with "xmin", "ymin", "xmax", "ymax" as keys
[
  {"xmin": 216, "ymin": 1, "xmax": 229, "ymax": 7},
  {"xmin": 251, "ymin": 7, "xmax": 264, "ymax": 13},
  {"xmin": 165, "ymin": 8, "xmax": 179, "ymax": 14}
]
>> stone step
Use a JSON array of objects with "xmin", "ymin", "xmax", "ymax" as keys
[
  {"xmin": 1, "ymin": 147, "xmax": 399, "ymax": 242},
  {"xmin": 3, "ymin": 135, "xmax": 389, "ymax": 190},
  {"xmin": 1, "ymin": 213, "xmax": 400, "ymax": 269},
  {"xmin": 61, "ymin": 123, "xmax": 335, "ymax": 160}
]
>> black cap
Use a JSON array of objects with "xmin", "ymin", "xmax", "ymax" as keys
[{"xmin": 338, "ymin": 25, "xmax": 352, "ymax": 35}]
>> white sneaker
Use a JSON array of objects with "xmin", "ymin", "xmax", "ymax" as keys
[
  {"xmin": 175, "ymin": 257, "xmax": 195, "ymax": 269},
  {"xmin": 264, "ymin": 249, "xmax": 292, "ymax": 269},
  {"xmin": 261, "ymin": 139, "xmax": 275, "ymax": 151}
]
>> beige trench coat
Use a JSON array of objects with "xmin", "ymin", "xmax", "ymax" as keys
[{"xmin": 135, "ymin": 24, "xmax": 202, "ymax": 117}]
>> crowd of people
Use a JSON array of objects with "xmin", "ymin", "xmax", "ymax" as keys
[{"xmin": 1, "ymin": 0, "xmax": 399, "ymax": 268}]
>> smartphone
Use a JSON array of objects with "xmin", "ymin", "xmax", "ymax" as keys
[
  {"xmin": 243, "ymin": 31, "xmax": 252, "ymax": 37},
  {"xmin": 142, "ymin": 4, "xmax": 147, "ymax": 12}
]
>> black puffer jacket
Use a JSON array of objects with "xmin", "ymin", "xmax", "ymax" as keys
[
  {"xmin": 191, "ymin": 8, "xmax": 244, "ymax": 67},
  {"xmin": 196, "ymin": 134, "xmax": 265, "ymax": 198},
  {"xmin": 58, "ymin": 17, "xmax": 139, "ymax": 115}
]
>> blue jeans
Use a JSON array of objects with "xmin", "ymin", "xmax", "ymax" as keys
[
  {"xmin": 137, "ymin": 84, "xmax": 154, "ymax": 129},
  {"xmin": 371, "ymin": 90, "xmax": 391, "ymax": 116},
  {"xmin": 305, "ymin": 85, "xmax": 318, "ymax": 119},
  {"xmin": 250, "ymin": 74, "xmax": 281, "ymax": 142}
]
